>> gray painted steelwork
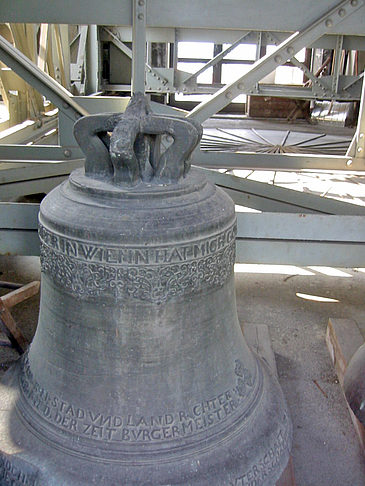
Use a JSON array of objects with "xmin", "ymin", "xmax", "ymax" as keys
[{"xmin": 1, "ymin": 0, "xmax": 364, "ymax": 35}]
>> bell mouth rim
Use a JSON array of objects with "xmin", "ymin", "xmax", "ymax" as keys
[
  {"xmin": 68, "ymin": 167, "xmax": 207, "ymax": 201},
  {"xmin": 14, "ymin": 358, "xmax": 269, "ymax": 465}
]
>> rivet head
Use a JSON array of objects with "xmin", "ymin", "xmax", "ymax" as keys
[
  {"xmin": 225, "ymin": 91, "xmax": 233, "ymax": 100},
  {"xmin": 338, "ymin": 8, "xmax": 346, "ymax": 16},
  {"xmin": 346, "ymin": 159, "xmax": 353, "ymax": 167},
  {"xmin": 237, "ymin": 83, "xmax": 245, "ymax": 90},
  {"xmin": 138, "ymin": 13, "xmax": 144, "ymax": 20},
  {"xmin": 357, "ymin": 147, "xmax": 363, "ymax": 153},
  {"xmin": 63, "ymin": 149, "xmax": 71, "ymax": 158},
  {"xmin": 138, "ymin": 0, "xmax": 145, "ymax": 5},
  {"xmin": 325, "ymin": 19, "xmax": 333, "ymax": 27},
  {"xmin": 287, "ymin": 47, "xmax": 294, "ymax": 55},
  {"xmin": 274, "ymin": 55, "xmax": 282, "ymax": 63},
  {"xmin": 351, "ymin": 0, "xmax": 358, "ymax": 6}
]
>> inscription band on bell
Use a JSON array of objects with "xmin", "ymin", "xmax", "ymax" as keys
[{"xmin": 39, "ymin": 222, "xmax": 237, "ymax": 303}]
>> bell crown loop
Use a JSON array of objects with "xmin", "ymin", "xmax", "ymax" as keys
[{"xmin": 73, "ymin": 92, "xmax": 203, "ymax": 187}]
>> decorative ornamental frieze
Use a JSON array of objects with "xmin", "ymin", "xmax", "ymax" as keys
[{"xmin": 39, "ymin": 223, "xmax": 236, "ymax": 303}]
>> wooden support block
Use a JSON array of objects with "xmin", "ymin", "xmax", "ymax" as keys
[
  {"xmin": 244, "ymin": 324, "xmax": 278, "ymax": 378},
  {"xmin": 244, "ymin": 323, "xmax": 296, "ymax": 486},
  {"xmin": 326, "ymin": 318, "xmax": 365, "ymax": 452},
  {"xmin": 0, "ymin": 280, "xmax": 40, "ymax": 354},
  {"xmin": 326, "ymin": 318, "xmax": 364, "ymax": 386},
  {"xmin": 0, "ymin": 300, "xmax": 27, "ymax": 354},
  {"xmin": 277, "ymin": 456, "xmax": 296, "ymax": 486},
  {"xmin": 1, "ymin": 281, "xmax": 40, "ymax": 309}
]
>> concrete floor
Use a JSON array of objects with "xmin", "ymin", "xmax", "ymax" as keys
[{"xmin": 1, "ymin": 256, "xmax": 365, "ymax": 485}]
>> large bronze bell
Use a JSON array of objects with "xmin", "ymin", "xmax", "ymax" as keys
[{"xmin": 0, "ymin": 94, "xmax": 292, "ymax": 485}]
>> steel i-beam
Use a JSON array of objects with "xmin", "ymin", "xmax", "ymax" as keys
[{"xmin": 187, "ymin": 0, "xmax": 364, "ymax": 123}]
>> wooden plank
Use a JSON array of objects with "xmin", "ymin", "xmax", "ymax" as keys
[
  {"xmin": 326, "ymin": 318, "xmax": 364, "ymax": 385},
  {"xmin": 244, "ymin": 323, "xmax": 278, "ymax": 377},
  {"xmin": 326, "ymin": 318, "xmax": 365, "ymax": 452},
  {"xmin": 0, "ymin": 299, "xmax": 27, "ymax": 354},
  {"xmin": 277, "ymin": 457, "xmax": 296, "ymax": 486},
  {"xmin": 37, "ymin": 23, "xmax": 49, "ymax": 72},
  {"xmin": 1, "ymin": 281, "xmax": 40, "ymax": 309}
]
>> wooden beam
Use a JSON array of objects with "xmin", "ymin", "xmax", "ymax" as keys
[
  {"xmin": 1, "ymin": 281, "xmax": 40, "ymax": 309},
  {"xmin": 326, "ymin": 318, "xmax": 365, "ymax": 451},
  {"xmin": 0, "ymin": 299, "xmax": 28, "ymax": 354}
]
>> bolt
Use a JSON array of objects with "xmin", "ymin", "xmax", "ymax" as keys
[
  {"xmin": 63, "ymin": 149, "xmax": 71, "ymax": 158},
  {"xmin": 274, "ymin": 55, "xmax": 282, "ymax": 63},
  {"xmin": 338, "ymin": 8, "xmax": 346, "ymax": 16},
  {"xmin": 325, "ymin": 19, "xmax": 333, "ymax": 28},
  {"xmin": 138, "ymin": 13, "xmax": 144, "ymax": 20}
]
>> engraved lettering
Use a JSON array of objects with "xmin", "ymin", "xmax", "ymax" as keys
[
  {"xmin": 65, "ymin": 240, "xmax": 77, "ymax": 257},
  {"xmin": 135, "ymin": 249, "xmax": 148, "ymax": 264},
  {"xmin": 106, "ymin": 427, "xmax": 117, "ymax": 439},
  {"xmin": 166, "ymin": 248, "xmax": 184, "ymax": 263},
  {"xmin": 39, "ymin": 223, "xmax": 236, "ymax": 303},
  {"xmin": 113, "ymin": 416, "xmax": 123, "ymax": 427},
  {"xmin": 142, "ymin": 430, "xmax": 151, "ymax": 441},
  {"xmin": 19, "ymin": 355, "xmax": 254, "ymax": 444},
  {"xmin": 104, "ymin": 248, "xmax": 118, "ymax": 264},
  {"xmin": 231, "ymin": 428, "xmax": 290, "ymax": 485},
  {"xmin": 69, "ymin": 419, "xmax": 77, "ymax": 431},
  {"xmin": 88, "ymin": 411, "xmax": 101, "ymax": 423},
  {"xmin": 131, "ymin": 429, "xmax": 143, "ymax": 441},
  {"xmin": 79, "ymin": 244, "xmax": 99, "ymax": 261},
  {"xmin": 151, "ymin": 429, "xmax": 161, "ymax": 440}
]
